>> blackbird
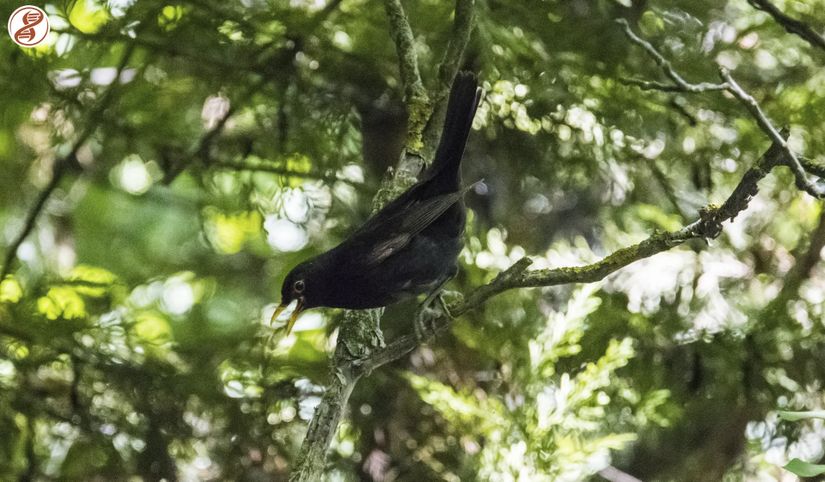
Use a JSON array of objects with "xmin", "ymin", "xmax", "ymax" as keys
[{"xmin": 272, "ymin": 71, "xmax": 482, "ymax": 334}]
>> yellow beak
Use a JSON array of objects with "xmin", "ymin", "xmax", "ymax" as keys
[
  {"xmin": 270, "ymin": 299, "xmax": 305, "ymax": 335},
  {"xmin": 285, "ymin": 299, "xmax": 304, "ymax": 335}
]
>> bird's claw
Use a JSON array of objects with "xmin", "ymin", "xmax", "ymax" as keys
[
  {"xmin": 437, "ymin": 294, "xmax": 454, "ymax": 319},
  {"xmin": 414, "ymin": 296, "xmax": 454, "ymax": 342},
  {"xmin": 414, "ymin": 307, "xmax": 440, "ymax": 342}
]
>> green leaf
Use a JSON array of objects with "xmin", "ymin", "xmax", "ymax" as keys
[
  {"xmin": 635, "ymin": 204, "xmax": 683, "ymax": 232},
  {"xmin": 133, "ymin": 311, "xmax": 172, "ymax": 343},
  {"xmin": 158, "ymin": 5, "xmax": 185, "ymax": 31},
  {"xmin": 0, "ymin": 277, "xmax": 23, "ymax": 303},
  {"xmin": 777, "ymin": 410, "xmax": 825, "ymax": 421},
  {"xmin": 69, "ymin": 0, "xmax": 110, "ymax": 34},
  {"xmin": 68, "ymin": 264, "xmax": 118, "ymax": 297},
  {"xmin": 37, "ymin": 287, "xmax": 86, "ymax": 320},
  {"xmin": 784, "ymin": 458, "xmax": 825, "ymax": 477},
  {"xmin": 405, "ymin": 373, "xmax": 506, "ymax": 432}
]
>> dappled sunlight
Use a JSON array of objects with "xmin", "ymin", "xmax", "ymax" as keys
[{"xmin": 1, "ymin": 0, "xmax": 825, "ymax": 479}]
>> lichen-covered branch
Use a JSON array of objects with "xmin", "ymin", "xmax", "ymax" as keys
[
  {"xmin": 354, "ymin": 137, "xmax": 787, "ymax": 379},
  {"xmin": 383, "ymin": 0, "xmax": 430, "ymax": 155},
  {"xmin": 289, "ymin": 371, "xmax": 355, "ymax": 481},
  {"xmin": 421, "ymin": 0, "xmax": 476, "ymax": 162},
  {"xmin": 748, "ymin": 0, "xmax": 825, "ymax": 53},
  {"xmin": 291, "ymin": 1, "xmax": 477, "ymax": 478}
]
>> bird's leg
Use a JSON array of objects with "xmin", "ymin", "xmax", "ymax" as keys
[{"xmin": 414, "ymin": 274, "xmax": 454, "ymax": 341}]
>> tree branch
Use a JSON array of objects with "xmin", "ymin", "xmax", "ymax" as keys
[
  {"xmin": 291, "ymin": 1, "xmax": 476, "ymax": 479},
  {"xmin": 372, "ymin": 2, "xmax": 431, "ymax": 207},
  {"xmin": 616, "ymin": 19, "xmax": 728, "ymax": 93},
  {"xmin": 748, "ymin": 0, "xmax": 825, "ymax": 53},
  {"xmin": 356, "ymin": 137, "xmax": 786, "ymax": 379},
  {"xmin": 718, "ymin": 68, "xmax": 825, "ymax": 198},
  {"xmin": 383, "ymin": 0, "xmax": 428, "ymax": 111},
  {"xmin": 421, "ymin": 0, "xmax": 476, "ymax": 162},
  {"xmin": 618, "ymin": 18, "xmax": 825, "ymax": 199},
  {"xmin": 800, "ymin": 156, "xmax": 825, "ymax": 178}
]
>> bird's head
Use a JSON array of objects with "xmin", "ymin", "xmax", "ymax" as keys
[{"xmin": 271, "ymin": 261, "xmax": 318, "ymax": 335}]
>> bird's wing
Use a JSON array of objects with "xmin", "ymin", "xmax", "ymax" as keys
[{"xmin": 355, "ymin": 182, "xmax": 480, "ymax": 266}]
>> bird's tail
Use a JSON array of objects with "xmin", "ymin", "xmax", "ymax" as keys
[{"xmin": 427, "ymin": 71, "xmax": 482, "ymax": 188}]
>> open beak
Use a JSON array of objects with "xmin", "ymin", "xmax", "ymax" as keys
[
  {"xmin": 269, "ymin": 298, "xmax": 305, "ymax": 335},
  {"xmin": 270, "ymin": 303, "xmax": 287, "ymax": 325},
  {"xmin": 285, "ymin": 298, "xmax": 304, "ymax": 335}
]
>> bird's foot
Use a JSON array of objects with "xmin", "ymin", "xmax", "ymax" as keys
[
  {"xmin": 437, "ymin": 294, "xmax": 454, "ymax": 319},
  {"xmin": 414, "ymin": 306, "xmax": 441, "ymax": 342}
]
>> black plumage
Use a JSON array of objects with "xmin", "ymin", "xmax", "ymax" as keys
[{"xmin": 272, "ymin": 72, "xmax": 482, "ymax": 333}]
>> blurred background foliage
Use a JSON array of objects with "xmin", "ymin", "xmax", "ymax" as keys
[{"xmin": 1, "ymin": 0, "xmax": 825, "ymax": 480}]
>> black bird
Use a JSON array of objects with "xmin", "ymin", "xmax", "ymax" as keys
[{"xmin": 272, "ymin": 72, "xmax": 482, "ymax": 334}]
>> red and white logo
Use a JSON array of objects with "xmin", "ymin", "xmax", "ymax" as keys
[{"xmin": 8, "ymin": 5, "xmax": 50, "ymax": 48}]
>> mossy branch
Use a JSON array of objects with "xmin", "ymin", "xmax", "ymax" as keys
[
  {"xmin": 383, "ymin": 0, "xmax": 430, "ymax": 155},
  {"xmin": 291, "ymin": 1, "xmax": 476, "ymax": 479},
  {"xmin": 421, "ymin": 0, "xmax": 476, "ymax": 161},
  {"xmin": 355, "ymin": 138, "xmax": 789, "ymax": 376}
]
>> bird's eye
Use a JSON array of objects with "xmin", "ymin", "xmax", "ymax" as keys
[{"xmin": 293, "ymin": 280, "xmax": 305, "ymax": 293}]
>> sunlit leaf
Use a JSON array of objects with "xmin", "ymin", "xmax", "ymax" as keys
[
  {"xmin": 635, "ymin": 204, "xmax": 683, "ymax": 231},
  {"xmin": 68, "ymin": 264, "xmax": 118, "ymax": 297},
  {"xmin": 784, "ymin": 459, "xmax": 825, "ymax": 477},
  {"xmin": 133, "ymin": 311, "xmax": 172, "ymax": 343},
  {"xmin": 68, "ymin": 0, "xmax": 110, "ymax": 34},
  {"xmin": 0, "ymin": 278, "xmax": 23, "ymax": 303},
  {"xmin": 204, "ymin": 209, "xmax": 262, "ymax": 254},
  {"xmin": 159, "ymin": 5, "xmax": 185, "ymax": 31},
  {"xmin": 37, "ymin": 287, "xmax": 86, "ymax": 320}
]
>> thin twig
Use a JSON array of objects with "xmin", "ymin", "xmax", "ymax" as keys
[
  {"xmin": 616, "ymin": 19, "xmax": 728, "ymax": 93},
  {"xmin": 647, "ymin": 157, "xmax": 691, "ymax": 220},
  {"xmin": 1, "ymin": 162, "xmax": 67, "ymax": 280},
  {"xmin": 759, "ymin": 208, "xmax": 825, "ymax": 333},
  {"xmin": 161, "ymin": 0, "xmax": 347, "ymax": 184},
  {"xmin": 161, "ymin": 77, "xmax": 268, "ymax": 184},
  {"xmin": 719, "ymin": 68, "xmax": 825, "ymax": 198},
  {"xmin": 619, "ymin": 77, "xmax": 725, "ymax": 93},
  {"xmin": 618, "ymin": 19, "xmax": 825, "ymax": 199},
  {"xmin": 748, "ymin": 0, "xmax": 825, "ymax": 52}
]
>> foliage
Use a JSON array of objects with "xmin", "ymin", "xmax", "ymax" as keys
[{"xmin": 1, "ymin": 0, "xmax": 825, "ymax": 480}]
